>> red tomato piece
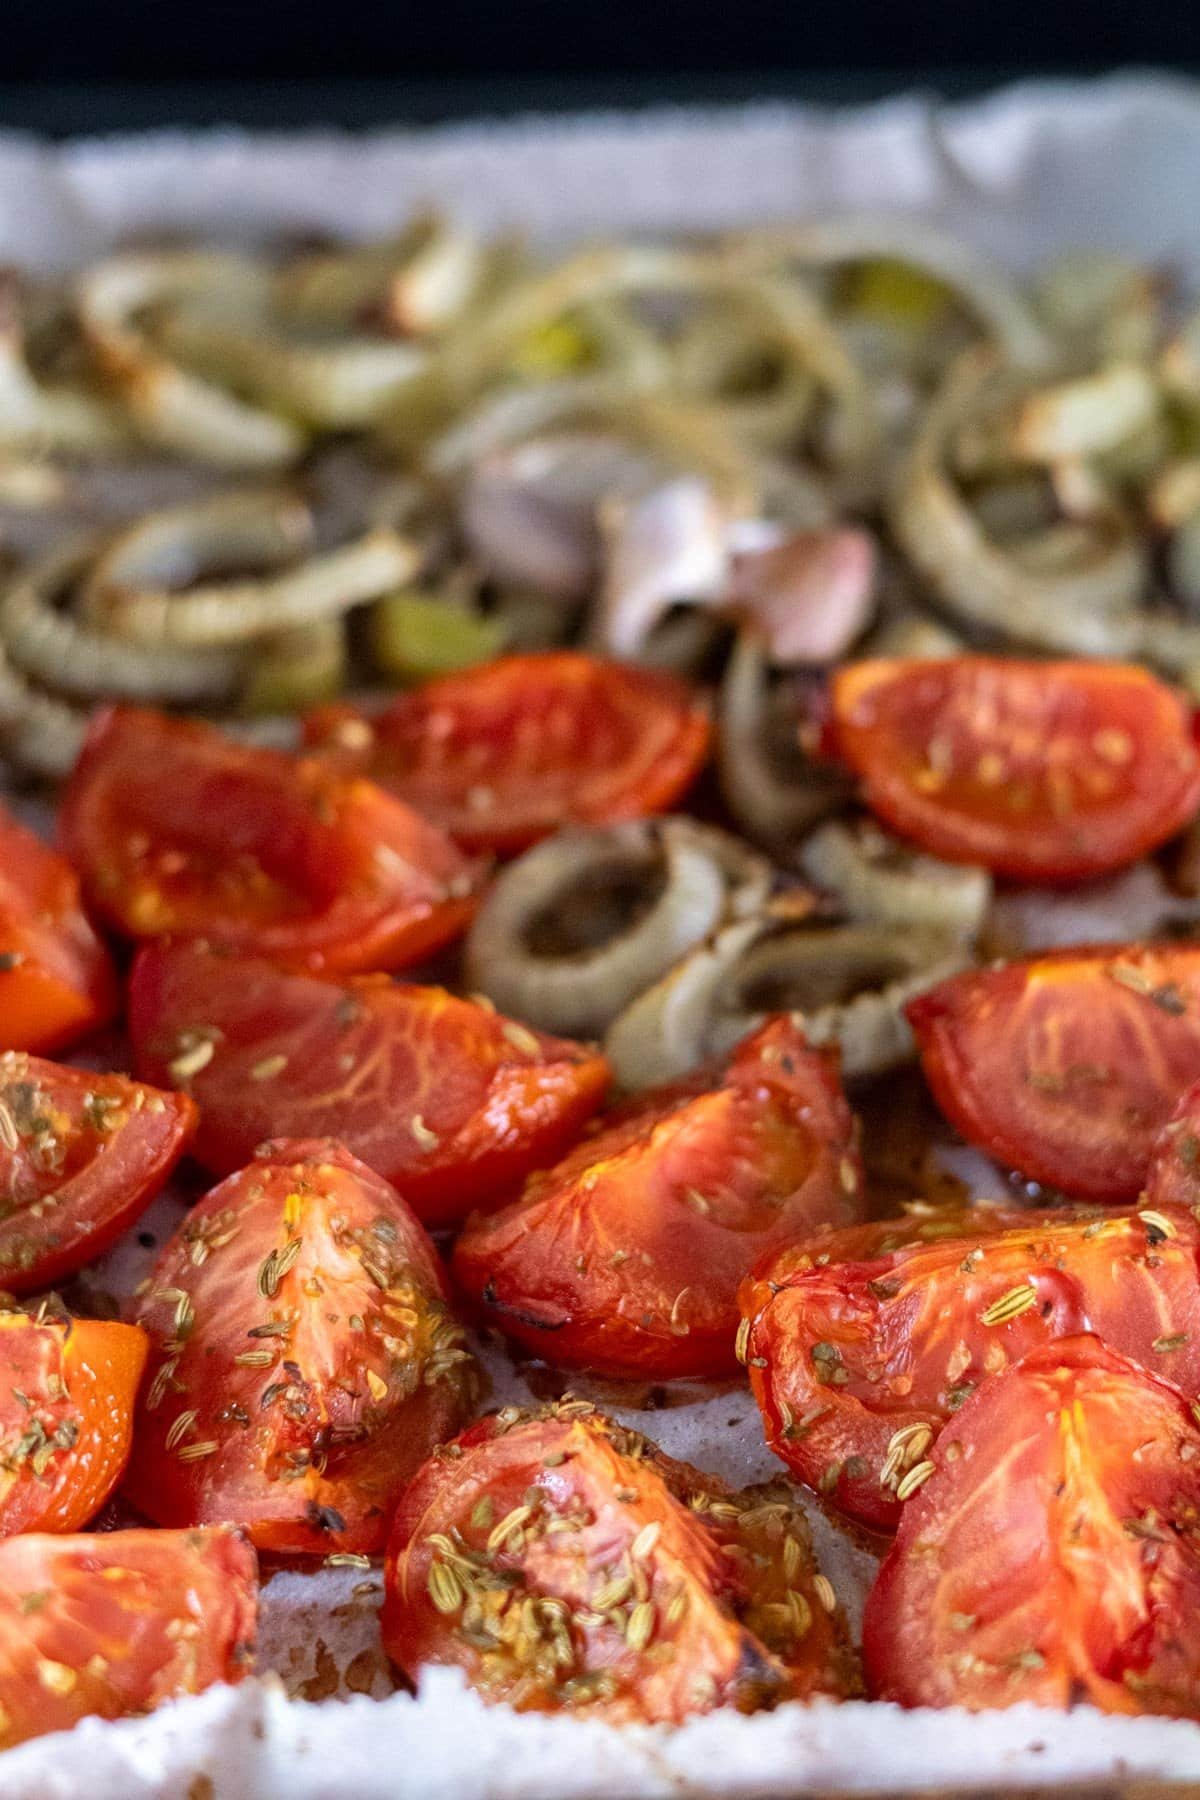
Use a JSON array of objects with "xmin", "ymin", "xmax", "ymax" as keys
[
  {"xmin": 125, "ymin": 1139, "xmax": 478, "ymax": 1555},
  {"xmin": 60, "ymin": 706, "xmax": 482, "ymax": 975},
  {"xmin": 907, "ymin": 943, "xmax": 1200, "ymax": 1200},
  {"xmin": 383, "ymin": 1401, "xmax": 858, "ymax": 1722},
  {"xmin": 0, "ymin": 804, "xmax": 116, "ymax": 1055},
  {"xmin": 304, "ymin": 651, "xmax": 711, "ymax": 855},
  {"xmin": 1142, "ymin": 1076, "xmax": 1200, "ymax": 1212},
  {"xmin": 0, "ymin": 1054, "xmax": 196, "ymax": 1293},
  {"xmin": 128, "ymin": 942, "xmax": 610, "ymax": 1228},
  {"xmin": 832, "ymin": 656, "xmax": 1200, "ymax": 882},
  {"xmin": 863, "ymin": 1336, "xmax": 1200, "ymax": 1715},
  {"xmin": 742, "ymin": 1203, "xmax": 1200, "ymax": 1533},
  {"xmin": 452, "ymin": 1017, "xmax": 864, "ymax": 1379},
  {"xmin": 0, "ymin": 1309, "xmax": 147, "ymax": 1535},
  {"xmin": 0, "ymin": 1526, "xmax": 256, "ymax": 1748}
]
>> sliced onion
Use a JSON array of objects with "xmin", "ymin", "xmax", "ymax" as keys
[
  {"xmin": 77, "ymin": 252, "xmax": 305, "ymax": 467},
  {"xmin": 463, "ymin": 818, "xmax": 767, "ymax": 1037},
  {"xmin": 593, "ymin": 478, "xmax": 731, "ymax": 658},
  {"xmin": 726, "ymin": 215, "xmax": 1055, "ymax": 369},
  {"xmin": 85, "ymin": 525, "xmax": 420, "ymax": 650},
  {"xmin": 605, "ymin": 913, "xmax": 967, "ymax": 1089},
  {"xmin": 0, "ymin": 285, "xmax": 131, "ymax": 456},
  {"xmin": 0, "ymin": 541, "xmax": 246, "ymax": 703},
  {"xmin": 717, "ymin": 630, "xmax": 852, "ymax": 849},
  {"xmin": 1148, "ymin": 458, "xmax": 1200, "ymax": 531},
  {"xmin": 799, "ymin": 817, "xmax": 991, "ymax": 942},
  {"xmin": 1009, "ymin": 362, "xmax": 1160, "ymax": 464},
  {"xmin": 889, "ymin": 349, "xmax": 1147, "ymax": 654},
  {"xmin": 81, "ymin": 488, "xmax": 313, "ymax": 605},
  {"xmin": 0, "ymin": 642, "xmax": 88, "ymax": 777}
]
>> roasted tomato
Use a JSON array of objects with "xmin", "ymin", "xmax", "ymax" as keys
[
  {"xmin": 0, "ymin": 1526, "xmax": 256, "ymax": 1748},
  {"xmin": 742, "ymin": 1202, "xmax": 1200, "ymax": 1533},
  {"xmin": 383, "ymin": 1400, "xmax": 858, "ymax": 1722},
  {"xmin": 907, "ymin": 943, "xmax": 1200, "ymax": 1200},
  {"xmin": 1142, "ymin": 1076, "xmax": 1200, "ymax": 1212},
  {"xmin": 0, "ymin": 1308, "xmax": 147, "ymax": 1535},
  {"xmin": 831, "ymin": 657, "xmax": 1200, "ymax": 882},
  {"xmin": 124, "ymin": 1139, "xmax": 478, "ymax": 1555},
  {"xmin": 128, "ymin": 941, "xmax": 610, "ymax": 1227},
  {"xmin": 863, "ymin": 1336, "xmax": 1200, "ymax": 1715},
  {"xmin": 304, "ymin": 652, "xmax": 711, "ymax": 855},
  {"xmin": 452, "ymin": 1017, "xmax": 864, "ymax": 1379},
  {"xmin": 60, "ymin": 706, "xmax": 482, "ymax": 975},
  {"xmin": 0, "ymin": 1054, "xmax": 196, "ymax": 1293},
  {"xmin": 0, "ymin": 804, "xmax": 117, "ymax": 1055}
]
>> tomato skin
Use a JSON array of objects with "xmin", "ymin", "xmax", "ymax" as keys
[
  {"xmin": 0, "ymin": 1054, "xmax": 196, "ymax": 1293},
  {"xmin": 863, "ymin": 1336, "xmax": 1200, "ymax": 1716},
  {"xmin": 0, "ymin": 1525, "xmax": 256, "ymax": 1748},
  {"xmin": 452, "ymin": 1017, "xmax": 864, "ymax": 1380},
  {"xmin": 0, "ymin": 805, "xmax": 117, "ymax": 1055},
  {"xmin": 60, "ymin": 706, "xmax": 482, "ymax": 975},
  {"xmin": 1142, "ymin": 1077, "xmax": 1200, "ymax": 1212},
  {"xmin": 0, "ymin": 1311, "xmax": 147, "ymax": 1535},
  {"xmin": 125, "ymin": 1138, "xmax": 478, "ymax": 1556},
  {"xmin": 742, "ymin": 1203, "xmax": 1200, "ymax": 1533},
  {"xmin": 304, "ymin": 651, "xmax": 711, "ymax": 855},
  {"xmin": 907, "ymin": 943, "xmax": 1200, "ymax": 1200},
  {"xmin": 383, "ymin": 1402, "xmax": 858, "ymax": 1722},
  {"xmin": 128, "ymin": 941, "xmax": 610, "ymax": 1227},
  {"xmin": 832, "ymin": 656, "xmax": 1200, "ymax": 882}
]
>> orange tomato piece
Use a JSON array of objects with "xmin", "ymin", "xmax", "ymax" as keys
[{"xmin": 0, "ymin": 804, "xmax": 116, "ymax": 1054}]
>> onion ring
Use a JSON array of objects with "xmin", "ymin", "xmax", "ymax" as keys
[
  {"xmin": 798, "ymin": 817, "xmax": 992, "ymax": 942},
  {"xmin": 716, "ymin": 631, "xmax": 852, "ymax": 848},
  {"xmin": 463, "ymin": 818, "xmax": 769, "ymax": 1037}
]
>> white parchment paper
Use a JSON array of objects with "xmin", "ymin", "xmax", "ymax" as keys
[{"xmin": 3, "ymin": 72, "xmax": 1200, "ymax": 1795}]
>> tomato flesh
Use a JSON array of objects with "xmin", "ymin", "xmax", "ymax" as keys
[
  {"xmin": 125, "ymin": 1138, "xmax": 477, "ymax": 1555},
  {"xmin": 0, "ymin": 1310, "xmax": 147, "ymax": 1535},
  {"xmin": 832, "ymin": 656, "xmax": 1200, "ymax": 881},
  {"xmin": 128, "ymin": 942, "xmax": 610, "ymax": 1227},
  {"xmin": 452, "ymin": 1016, "xmax": 864, "ymax": 1379},
  {"xmin": 863, "ymin": 1336, "xmax": 1200, "ymax": 1715},
  {"xmin": 60, "ymin": 705, "xmax": 482, "ymax": 974},
  {"xmin": 908, "ymin": 942, "xmax": 1200, "ymax": 1200},
  {"xmin": 0, "ymin": 1053, "xmax": 196, "ymax": 1293},
  {"xmin": 304, "ymin": 651, "xmax": 711, "ymax": 855},
  {"xmin": 0, "ymin": 804, "xmax": 117, "ymax": 1055},
  {"xmin": 742, "ymin": 1203, "xmax": 1200, "ymax": 1533},
  {"xmin": 0, "ymin": 1526, "xmax": 256, "ymax": 1748},
  {"xmin": 383, "ymin": 1401, "xmax": 857, "ymax": 1722}
]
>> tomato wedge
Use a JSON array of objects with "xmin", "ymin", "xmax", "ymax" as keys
[
  {"xmin": 1142, "ymin": 1076, "xmax": 1200, "ymax": 1212},
  {"xmin": 452, "ymin": 1017, "xmax": 864, "ymax": 1379},
  {"xmin": 383, "ymin": 1400, "xmax": 857, "ymax": 1722},
  {"xmin": 125, "ymin": 1139, "xmax": 478, "ymax": 1555},
  {"xmin": 0, "ymin": 1054, "xmax": 196, "ymax": 1292},
  {"xmin": 128, "ymin": 941, "xmax": 610, "ymax": 1227},
  {"xmin": 742, "ymin": 1203, "xmax": 1200, "ymax": 1533},
  {"xmin": 863, "ymin": 1336, "xmax": 1200, "ymax": 1715},
  {"xmin": 60, "ymin": 706, "xmax": 482, "ymax": 974},
  {"xmin": 0, "ymin": 1526, "xmax": 256, "ymax": 1748},
  {"xmin": 907, "ymin": 943, "xmax": 1200, "ymax": 1200},
  {"xmin": 0, "ymin": 804, "xmax": 117, "ymax": 1055},
  {"xmin": 304, "ymin": 651, "xmax": 711, "ymax": 855},
  {"xmin": 0, "ymin": 1308, "xmax": 147, "ymax": 1535},
  {"xmin": 832, "ymin": 657, "xmax": 1200, "ymax": 881}
]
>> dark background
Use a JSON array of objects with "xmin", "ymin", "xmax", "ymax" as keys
[{"xmin": 1, "ymin": 0, "xmax": 1196, "ymax": 135}]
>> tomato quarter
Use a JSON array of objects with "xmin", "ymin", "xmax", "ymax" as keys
[
  {"xmin": 383, "ymin": 1400, "xmax": 857, "ymax": 1723},
  {"xmin": 0, "ymin": 1526, "xmax": 256, "ymax": 1748},
  {"xmin": 0, "ymin": 1308, "xmax": 147, "ymax": 1535},
  {"xmin": 128, "ymin": 941, "xmax": 610, "ymax": 1227},
  {"xmin": 125, "ymin": 1139, "xmax": 478, "ymax": 1555},
  {"xmin": 0, "ymin": 804, "xmax": 116, "ymax": 1055},
  {"xmin": 742, "ymin": 1202, "xmax": 1200, "ymax": 1532},
  {"xmin": 1141, "ymin": 1077, "xmax": 1200, "ymax": 1212},
  {"xmin": 0, "ymin": 1054, "xmax": 196, "ymax": 1293},
  {"xmin": 304, "ymin": 651, "xmax": 711, "ymax": 855},
  {"xmin": 452, "ymin": 1016, "xmax": 864, "ymax": 1379},
  {"xmin": 60, "ymin": 706, "xmax": 482, "ymax": 974},
  {"xmin": 863, "ymin": 1336, "xmax": 1200, "ymax": 1716},
  {"xmin": 832, "ymin": 657, "xmax": 1200, "ymax": 881},
  {"xmin": 907, "ymin": 943, "xmax": 1200, "ymax": 1200}
]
